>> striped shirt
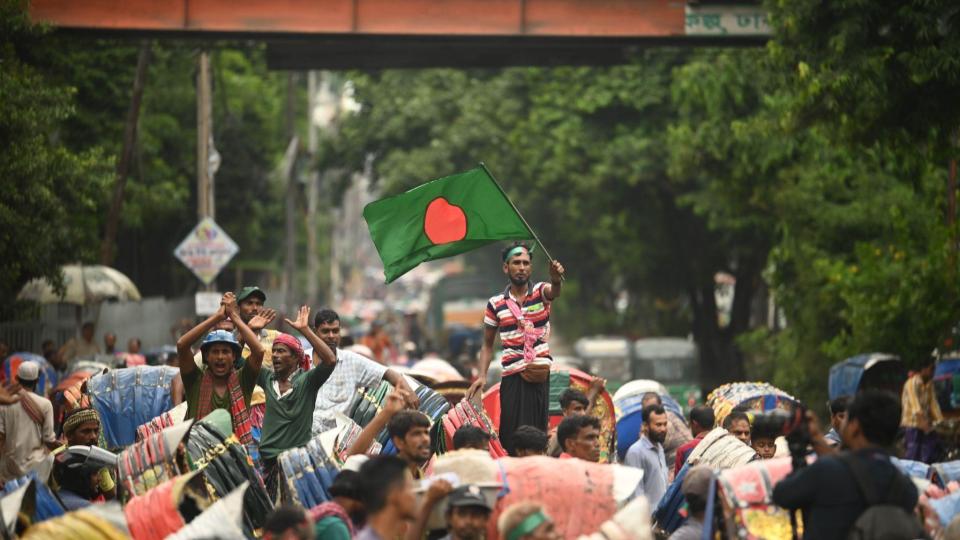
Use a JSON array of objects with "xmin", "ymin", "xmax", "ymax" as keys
[{"xmin": 483, "ymin": 282, "xmax": 552, "ymax": 375}]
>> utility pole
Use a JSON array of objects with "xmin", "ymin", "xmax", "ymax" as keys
[
  {"xmin": 283, "ymin": 73, "xmax": 297, "ymax": 316},
  {"xmin": 196, "ymin": 50, "xmax": 216, "ymax": 291},
  {"xmin": 197, "ymin": 51, "xmax": 214, "ymax": 223},
  {"xmin": 306, "ymin": 71, "xmax": 320, "ymax": 308},
  {"xmin": 100, "ymin": 42, "xmax": 151, "ymax": 266}
]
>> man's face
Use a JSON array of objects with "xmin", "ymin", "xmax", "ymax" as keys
[
  {"xmin": 831, "ymin": 410, "xmax": 847, "ymax": 431},
  {"xmin": 921, "ymin": 364, "xmax": 936, "ymax": 382},
  {"xmin": 238, "ymin": 296, "xmax": 264, "ymax": 322},
  {"xmin": 840, "ymin": 415, "xmax": 859, "ymax": 447},
  {"xmin": 728, "ymin": 419, "xmax": 751, "ymax": 445},
  {"xmin": 127, "ymin": 339, "xmax": 141, "ymax": 354},
  {"xmin": 215, "ymin": 318, "xmax": 236, "ymax": 332},
  {"xmin": 316, "ymin": 320, "xmax": 342, "ymax": 350},
  {"xmin": 272, "ymin": 343, "xmax": 298, "ymax": 377},
  {"xmin": 448, "ymin": 506, "xmax": 490, "ymax": 540},
  {"xmin": 563, "ymin": 401, "xmax": 587, "ymax": 417},
  {"xmin": 104, "ymin": 333, "xmax": 116, "ymax": 349},
  {"xmin": 646, "ymin": 412, "xmax": 669, "ymax": 445},
  {"xmin": 81, "ymin": 326, "xmax": 95, "ymax": 342},
  {"xmin": 205, "ymin": 343, "xmax": 235, "ymax": 378},
  {"xmin": 752, "ymin": 437, "xmax": 776, "ymax": 459},
  {"xmin": 565, "ymin": 425, "xmax": 601, "ymax": 462},
  {"xmin": 396, "ymin": 425, "xmax": 433, "ymax": 464},
  {"xmin": 389, "ymin": 474, "xmax": 418, "ymax": 521},
  {"xmin": 67, "ymin": 421, "xmax": 100, "ymax": 447},
  {"xmin": 503, "ymin": 251, "xmax": 531, "ymax": 287}
]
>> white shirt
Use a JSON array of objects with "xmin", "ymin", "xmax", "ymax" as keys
[
  {"xmin": 311, "ymin": 349, "xmax": 387, "ymax": 434},
  {"xmin": 0, "ymin": 394, "xmax": 56, "ymax": 482}
]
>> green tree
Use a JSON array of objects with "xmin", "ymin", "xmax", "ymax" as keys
[{"xmin": 0, "ymin": 3, "xmax": 111, "ymax": 319}]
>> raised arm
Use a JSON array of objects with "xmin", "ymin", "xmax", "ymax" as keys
[
  {"xmin": 227, "ymin": 292, "xmax": 264, "ymax": 372},
  {"xmin": 543, "ymin": 259, "xmax": 565, "ymax": 300},
  {"xmin": 468, "ymin": 325, "xmax": 498, "ymax": 400},
  {"xmin": 176, "ymin": 305, "xmax": 226, "ymax": 378},
  {"xmin": 284, "ymin": 305, "xmax": 336, "ymax": 367},
  {"xmin": 405, "ymin": 479, "xmax": 452, "ymax": 540},
  {"xmin": 383, "ymin": 368, "xmax": 419, "ymax": 408},
  {"xmin": 345, "ymin": 388, "xmax": 408, "ymax": 457}
]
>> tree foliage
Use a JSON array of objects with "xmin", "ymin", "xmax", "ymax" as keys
[{"xmin": 0, "ymin": 3, "xmax": 111, "ymax": 318}]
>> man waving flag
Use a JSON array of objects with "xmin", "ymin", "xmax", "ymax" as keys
[{"xmin": 363, "ymin": 165, "xmax": 535, "ymax": 283}]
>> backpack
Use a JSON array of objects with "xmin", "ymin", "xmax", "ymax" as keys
[{"xmin": 838, "ymin": 452, "xmax": 925, "ymax": 540}]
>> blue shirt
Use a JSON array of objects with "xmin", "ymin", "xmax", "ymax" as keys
[{"xmin": 625, "ymin": 434, "xmax": 668, "ymax": 508}]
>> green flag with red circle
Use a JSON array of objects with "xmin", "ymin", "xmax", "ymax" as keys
[{"xmin": 363, "ymin": 166, "xmax": 534, "ymax": 283}]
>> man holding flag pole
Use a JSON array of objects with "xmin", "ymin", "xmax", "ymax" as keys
[{"xmin": 362, "ymin": 163, "xmax": 565, "ymax": 454}]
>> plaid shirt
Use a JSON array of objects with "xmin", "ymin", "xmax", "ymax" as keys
[
  {"xmin": 311, "ymin": 349, "xmax": 387, "ymax": 435},
  {"xmin": 901, "ymin": 373, "xmax": 943, "ymax": 429}
]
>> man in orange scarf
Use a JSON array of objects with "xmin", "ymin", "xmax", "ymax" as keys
[{"xmin": 176, "ymin": 292, "xmax": 264, "ymax": 446}]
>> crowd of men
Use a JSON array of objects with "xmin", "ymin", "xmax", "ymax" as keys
[{"xmin": 0, "ymin": 242, "xmax": 954, "ymax": 540}]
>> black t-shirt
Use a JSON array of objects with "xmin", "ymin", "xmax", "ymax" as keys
[{"xmin": 772, "ymin": 448, "xmax": 918, "ymax": 540}]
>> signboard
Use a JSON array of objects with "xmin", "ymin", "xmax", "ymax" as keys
[
  {"xmin": 685, "ymin": 5, "xmax": 770, "ymax": 36},
  {"xmin": 174, "ymin": 218, "xmax": 239, "ymax": 285},
  {"xmin": 195, "ymin": 291, "xmax": 223, "ymax": 316}
]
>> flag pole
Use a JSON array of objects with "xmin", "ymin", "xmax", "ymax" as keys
[{"xmin": 479, "ymin": 163, "xmax": 564, "ymax": 278}]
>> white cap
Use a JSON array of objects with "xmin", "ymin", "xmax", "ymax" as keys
[{"xmin": 17, "ymin": 362, "xmax": 39, "ymax": 382}]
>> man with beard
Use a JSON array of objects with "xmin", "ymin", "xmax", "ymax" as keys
[
  {"xmin": 310, "ymin": 308, "xmax": 417, "ymax": 435},
  {"xmin": 469, "ymin": 243, "xmax": 565, "ymax": 455},
  {"xmin": 0, "ymin": 362, "xmax": 58, "ymax": 482},
  {"xmin": 625, "ymin": 404, "xmax": 669, "ymax": 507},
  {"xmin": 235, "ymin": 286, "xmax": 281, "ymax": 369},
  {"xmin": 176, "ymin": 292, "xmax": 264, "ymax": 446},
  {"xmin": 57, "ymin": 408, "xmax": 116, "ymax": 501},
  {"xmin": 389, "ymin": 410, "xmax": 434, "ymax": 478},
  {"xmin": 356, "ymin": 456, "xmax": 419, "ymax": 540}
]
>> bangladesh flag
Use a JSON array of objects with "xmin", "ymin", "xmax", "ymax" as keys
[{"xmin": 363, "ymin": 166, "xmax": 534, "ymax": 283}]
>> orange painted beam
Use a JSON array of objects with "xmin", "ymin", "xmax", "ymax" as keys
[{"xmin": 29, "ymin": 0, "xmax": 687, "ymax": 37}]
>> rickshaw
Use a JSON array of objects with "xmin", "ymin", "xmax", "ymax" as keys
[{"xmin": 828, "ymin": 353, "xmax": 906, "ymax": 401}]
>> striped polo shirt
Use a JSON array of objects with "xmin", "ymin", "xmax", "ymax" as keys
[{"xmin": 483, "ymin": 282, "xmax": 552, "ymax": 375}]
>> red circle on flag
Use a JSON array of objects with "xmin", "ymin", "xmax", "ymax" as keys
[{"xmin": 424, "ymin": 197, "xmax": 467, "ymax": 244}]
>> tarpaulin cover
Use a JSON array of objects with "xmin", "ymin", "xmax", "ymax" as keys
[
  {"xmin": 717, "ymin": 457, "xmax": 796, "ymax": 540},
  {"xmin": 707, "ymin": 382, "xmax": 799, "ymax": 426},
  {"xmin": 87, "ymin": 366, "xmax": 179, "ymax": 449},
  {"xmin": 489, "ymin": 456, "xmax": 617, "ymax": 540},
  {"xmin": 2, "ymin": 473, "xmax": 64, "ymax": 527},
  {"xmin": 931, "ymin": 461, "xmax": 960, "ymax": 488},
  {"xmin": 890, "ymin": 456, "xmax": 931, "ymax": 480}
]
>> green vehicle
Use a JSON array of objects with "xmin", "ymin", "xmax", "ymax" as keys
[{"xmin": 632, "ymin": 337, "xmax": 701, "ymax": 410}]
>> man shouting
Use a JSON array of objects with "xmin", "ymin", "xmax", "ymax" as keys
[{"xmin": 469, "ymin": 243, "xmax": 564, "ymax": 455}]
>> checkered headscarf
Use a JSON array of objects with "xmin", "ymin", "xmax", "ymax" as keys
[{"xmin": 62, "ymin": 407, "xmax": 100, "ymax": 436}]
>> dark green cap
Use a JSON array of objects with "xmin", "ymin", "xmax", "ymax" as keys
[{"xmin": 236, "ymin": 286, "xmax": 266, "ymax": 303}]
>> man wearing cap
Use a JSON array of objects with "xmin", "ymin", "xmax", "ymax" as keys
[
  {"xmin": 441, "ymin": 485, "xmax": 493, "ymax": 540},
  {"xmin": 469, "ymin": 242, "xmax": 565, "ymax": 455},
  {"xmin": 176, "ymin": 292, "xmax": 265, "ymax": 446},
  {"xmin": 235, "ymin": 286, "xmax": 282, "ymax": 369},
  {"xmin": 258, "ymin": 305, "xmax": 338, "ymax": 500},
  {"xmin": 669, "ymin": 465, "xmax": 712, "ymax": 540},
  {"xmin": 0, "ymin": 361, "xmax": 58, "ymax": 481}
]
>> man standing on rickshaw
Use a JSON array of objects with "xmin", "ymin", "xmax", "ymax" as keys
[{"xmin": 469, "ymin": 242, "xmax": 564, "ymax": 455}]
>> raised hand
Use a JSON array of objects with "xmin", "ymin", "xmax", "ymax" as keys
[
  {"xmin": 250, "ymin": 308, "xmax": 278, "ymax": 332},
  {"xmin": 549, "ymin": 259, "xmax": 565, "ymax": 282},
  {"xmin": 384, "ymin": 388, "xmax": 408, "ymax": 416},
  {"xmin": 221, "ymin": 292, "xmax": 238, "ymax": 317},
  {"xmin": 283, "ymin": 305, "xmax": 311, "ymax": 333},
  {"xmin": 0, "ymin": 382, "xmax": 20, "ymax": 405}
]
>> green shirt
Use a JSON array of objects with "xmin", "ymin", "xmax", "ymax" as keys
[
  {"xmin": 182, "ymin": 362, "xmax": 260, "ymax": 421},
  {"xmin": 257, "ymin": 364, "xmax": 334, "ymax": 460}
]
